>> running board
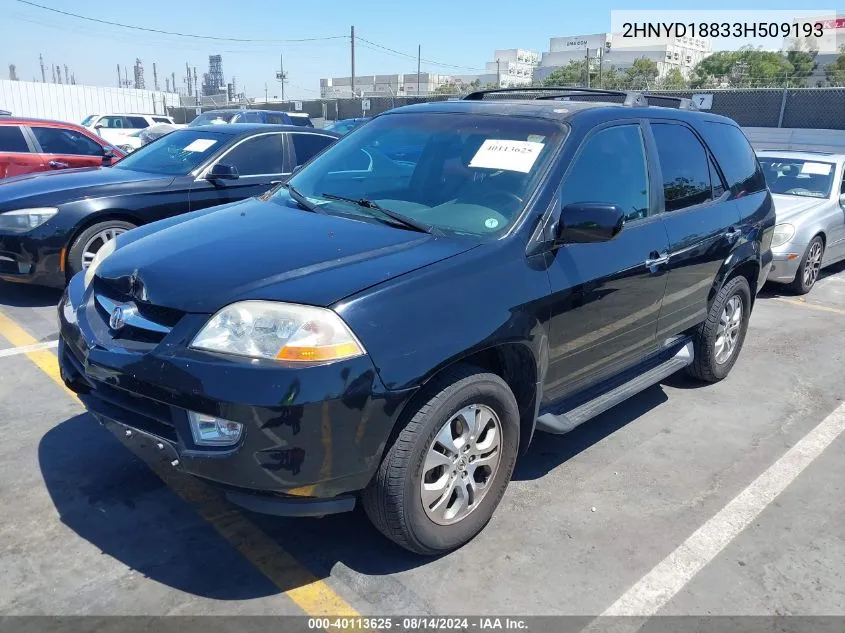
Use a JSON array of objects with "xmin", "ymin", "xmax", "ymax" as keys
[{"xmin": 536, "ymin": 340, "xmax": 694, "ymax": 435}]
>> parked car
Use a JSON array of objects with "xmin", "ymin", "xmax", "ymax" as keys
[
  {"xmin": 82, "ymin": 113, "xmax": 176, "ymax": 146},
  {"xmin": 188, "ymin": 109, "xmax": 312, "ymax": 127},
  {"xmin": 757, "ymin": 151, "xmax": 845, "ymax": 294},
  {"xmin": 0, "ymin": 124, "xmax": 338, "ymax": 286},
  {"xmin": 113, "ymin": 123, "xmax": 179, "ymax": 154},
  {"xmin": 324, "ymin": 117, "xmax": 371, "ymax": 135},
  {"xmin": 1, "ymin": 116, "xmax": 124, "ymax": 180},
  {"xmin": 57, "ymin": 88, "xmax": 774, "ymax": 555}
]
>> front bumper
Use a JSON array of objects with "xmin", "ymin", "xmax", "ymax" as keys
[
  {"xmin": 0, "ymin": 228, "xmax": 65, "ymax": 287},
  {"xmin": 58, "ymin": 273, "xmax": 412, "ymax": 514},
  {"xmin": 766, "ymin": 245, "xmax": 804, "ymax": 284}
]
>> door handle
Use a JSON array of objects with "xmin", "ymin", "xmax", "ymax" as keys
[
  {"xmin": 48, "ymin": 160, "xmax": 69, "ymax": 168},
  {"xmin": 644, "ymin": 251, "xmax": 670, "ymax": 268}
]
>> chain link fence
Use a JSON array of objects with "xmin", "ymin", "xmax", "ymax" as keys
[{"xmin": 166, "ymin": 87, "xmax": 845, "ymax": 130}]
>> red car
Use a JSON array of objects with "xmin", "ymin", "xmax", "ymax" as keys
[{"xmin": 0, "ymin": 117, "xmax": 125, "ymax": 180}]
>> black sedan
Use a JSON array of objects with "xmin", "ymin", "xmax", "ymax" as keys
[{"xmin": 0, "ymin": 124, "xmax": 339, "ymax": 287}]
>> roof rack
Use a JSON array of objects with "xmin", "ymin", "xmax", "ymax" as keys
[{"xmin": 461, "ymin": 86, "xmax": 698, "ymax": 110}]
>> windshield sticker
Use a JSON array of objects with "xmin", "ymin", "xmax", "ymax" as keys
[
  {"xmin": 800, "ymin": 162, "xmax": 832, "ymax": 176},
  {"xmin": 527, "ymin": 134, "xmax": 545, "ymax": 143},
  {"xmin": 484, "ymin": 218, "xmax": 500, "ymax": 229},
  {"xmin": 183, "ymin": 139, "xmax": 218, "ymax": 152},
  {"xmin": 469, "ymin": 139, "xmax": 545, "ymax": 173}
]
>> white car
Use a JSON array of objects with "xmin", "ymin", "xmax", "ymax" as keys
[
  {"xmin": 110, "ymin": 123, "xmax": 182, "ymax": 154},
  {"xmin": 81, "ymin": 113, "xmax": 176, "ymax": 146}
]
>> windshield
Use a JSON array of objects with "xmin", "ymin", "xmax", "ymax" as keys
[
  {"xmin": 758, "ymin": 157, "xmax": 836, "ymax": 198},
  {"xmin": 189, "ymin": 112, "xmax": 236, "ymax": 126},
  {"xmin": 283, "ymin": 112, "xmax": 564, "ymax": 238},
  {"xmin": 114, "ymin": 129, "xmax": 227, "ymax": 175},
  {"xmin": 81, "ymin": 115, "xmax": 97, "ymax": 126}
]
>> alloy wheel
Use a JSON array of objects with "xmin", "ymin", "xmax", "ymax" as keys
[
  {"xmin": 81, "ymin": 227, "xmax": 127, "ymax": 268},
  {"xmin": 420, "ymin": 404, "xmax": 502, "ymax": 526},
  {"xmin": 714, "ymin": 295, "xmax": 742, "ymax": 364},
  {"xmin": 803, "ymin": 240, "xmax": 823, "ymax": 289}
]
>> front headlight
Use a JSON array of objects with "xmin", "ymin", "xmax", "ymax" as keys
[
  {"xmin": 0, "ymin": 208, "xmax": 58, "ymax": 232},
  {"xmin": 771, "ymin": 223, "xmax": 795, "ymax": 248},
  {"xmin": 191, "ymin": 301, "xmax": 366, "ymax": 363},
  {"xmin": 83, "ymin": 237, "xmax": 117, "ymax": 288}
]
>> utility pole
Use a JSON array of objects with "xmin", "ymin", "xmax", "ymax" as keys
[
  {"xmin": 265, "ymin": 83, "xmax": 268, "ymax": 103},
  {"xmin": 417, "ymin": 45, "xmax": 421, "ymax": 94},
  {"xmin": 51, "ymin": 65, "xmax": 56, "ymax": 83},
  {"xmin": 276, "ymin": 53, "xmax": 287, "ymax": 101},
  {"xmin": 117, "ymin": 63, "xmax": 121, "ymax": 87},
  {"xmin": 598, "ymin": 47, "xmax": 603, "ymax": 88},
  {"xmin": 350, "ymin": 25, "xmax": 355, "ymax": 98},
  {"xmin": 165, "ymin": 77, "xmax": 170, "ymax": 92},
  {"xmin": 153, "ymin": 63, "xmax": 159, "ymax": 91},
  {"xmin": 64, "ymin": 64, "xmax": 69, "ymax": 84},
  {"xmin": 193, "ymin": 67, "xmax": 198, "ymax": 104},
  {"xmin": 585, "ymin": 47, "xmax": 590, "ymax": 88},
  {"xmin": 56, "ymin": 65, "xmax": 62, "ymax": 84},
  {"xmin": 39, "ymin": 53, "xmax": 46, "ymax": 82},
  {"xmin": 186, "ymin": 62, "xmax": 192, "ymax": 96},
  {"xmin": 496, "ymin": 59, "xmax": 501, "ymax": 88},
  {"xmin": 171, "ymin": 72, "xmax": 176, "ymax": 93}
]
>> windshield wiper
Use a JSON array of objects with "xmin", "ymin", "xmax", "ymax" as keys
[
  {"xmin": 320, "ymin": 192, "xmax": 437, "ymax": 234},
  {"xmin": 282, "ymin": 183, "xmax": 323, "ymax": 213}
]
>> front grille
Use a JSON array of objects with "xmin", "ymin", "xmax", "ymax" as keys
[{"xmin": 89, "ymin": 278, "xmax": 185, "ymax": 349}]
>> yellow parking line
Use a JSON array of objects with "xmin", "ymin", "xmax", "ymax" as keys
[
  {"xmin": 0, "ymin": 307, "xmax": 358, "ymax": 617},
  {"xmin": 772, "ymin": 297, "xmax": 845, "ymax": 317}
]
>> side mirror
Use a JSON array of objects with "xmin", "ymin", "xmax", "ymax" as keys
[
  {"xmin": 206, "ymin": 163, "xmax": 239, "ymax": 181},
  {"xmin": 839, "ymin": 193, "xmax": 845, "ymax": 208},
  {"xmin": 94, "ymin": 125, "xmax": 104, "ymax": 131},
  {"xmin": 102, "ymin": 148, "xmax": 115, "ymax": 164},
  {"xmin": 557, "ymin": 202, "xmax": 625, "ymax": 244}
]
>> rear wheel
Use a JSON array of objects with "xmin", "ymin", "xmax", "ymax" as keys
[
  {"xmin": 66, "ymin": 220, "xmax": 135, "ymax": 279},
  {"xmin": 789, "ymin": 235, "xmax": 824, "ymax": 295},
  {"xmin": 686, "ymin": 275, "xmax": 751, "ymax": 383},
  {"xmin": 362, "ymin": 365, "xmax": 519, "ymax": 555}
]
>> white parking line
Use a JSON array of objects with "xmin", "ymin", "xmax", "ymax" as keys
[
  {"xmin": 592, "ymin": 400, "xmax": 845, "ymax": 624},
  {"xmin": 0, "ymin": 340, "xmax": 58, "ymax": 358}
]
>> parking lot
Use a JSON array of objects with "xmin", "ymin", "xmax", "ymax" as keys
[{"xmin": 1, "ymin": 268, "xmax": 844, "ymax": 618}]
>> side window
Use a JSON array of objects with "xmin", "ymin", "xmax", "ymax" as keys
[
  {"xmin": 651, "ymin": 123, "xmax": 712, "ymax": 212},
  {"xmin": 291, "ymin": 133, "xmax": 335, "ymax": 167},
  {"xmin": 152, "ymin": 117, "xmax": 171, "ymax": 124},
  {"xmin": 236, "ymin": 111, "xmax": 263, "ymax": 124},
  {"xmin": 560, "ymin": 124, "xmax": 650, "ymax": 223},
  {"xmin": 103, "ymin": 116, "xmax": 124, "ymax": 129},
  {"xmin": 220, "ymin": 133, "xmax": 284, "ymax": 175},
  {"xmin": 267, "ymin": 113, "xmax": 287, "ymax": 125},
  {"xmin": 127, "ymin": 116, "xmax": 150, "ymax": 129},
  {"xmin": 0, "ymin": 126, "xmax": 30, "ymax": 152},
  {"xmin": 697, "ymin": 121, "xmax": 766, "ymax": 197},
  {"xmin": 32, "ymin": 127, "xmax": 104, "ymax": 156}
]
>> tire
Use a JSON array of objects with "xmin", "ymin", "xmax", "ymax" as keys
[
  {"xmin": 362, "ymin": 365, "xmax": 520, "ymax": 555},
  {"xmin": 686, "ymin": 275, "xmax": 752, "ymax": 383},
  {"xmin": 788, "ymin": 235, "xmax": 824, "ymax": 295},
  {"xmin": 66, "ymin": 220, "xmax": 136, "ymax": 279}
]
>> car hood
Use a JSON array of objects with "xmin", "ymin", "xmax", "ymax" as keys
[
  {"xmin": 771, "ymin": 193, "xmax": 828, "ymax": 223},
  {"xmin": 0, "ymin": 167, "xmax": 173, "ymax": 210},
  {"xmin": 95, "ymin": 194, "xmax": 479, "ymax": 313}
]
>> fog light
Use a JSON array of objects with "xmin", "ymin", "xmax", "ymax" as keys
[{"xmin": 187, "ymin": 411, "xmax": 243, "ymax": 446}]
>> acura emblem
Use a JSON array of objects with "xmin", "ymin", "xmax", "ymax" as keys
[{"xmin": 109, "ymin": 306, "xmax": 126, "ymax": 330}]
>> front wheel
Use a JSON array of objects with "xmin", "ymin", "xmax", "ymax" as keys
[
  {"xmin": 362, "ymin": 365, "xmax": 519, "ymax": 555},
  {"xmin": 66, "ymin": 220, "xmax": 136, "ymax": 279},
  {"xmin": 686, "ymin": 275, "xmax": 751, "ymax": 383},
  {"xmin": 789, "ymin": 235, "xmax": 824, "ymax": 295}
]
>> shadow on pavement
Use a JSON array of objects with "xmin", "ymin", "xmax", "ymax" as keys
[
  {"xmin": 0, "ymin": 280, "xmax": 63, "ymax": 308},
  {"xmin": 39, "ymin": 413, "xmax": 431, "ymax": 601}
]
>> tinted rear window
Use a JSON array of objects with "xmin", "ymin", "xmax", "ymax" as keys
[
  {"xmin": 697, "ymin": 121, "xmax": 766, "ymax": 197},
  {"xmin": 0, "ymin": 125, "xmax": 29, "ymax": 152}
]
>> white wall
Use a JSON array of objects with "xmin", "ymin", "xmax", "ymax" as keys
[
  {"xmin": 0, "ymin": 80, "xmax": 181, "ymax": 125},
  {"xmin": 744, "ymin": 127, "xmax": 845, "ymax": 153}
]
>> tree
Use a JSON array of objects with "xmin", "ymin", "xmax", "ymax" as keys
[
  {"xmin": 825, "ymin": 47, "xmax": 845, "ymax": 86},
  {"xmin": 786, "ymin": 48, "xmax": 818, "ymax": 86},
  {"xmin": 433, "ymin": 82, "xmax": 459, "ymax": 95},
  {"xmin": 543, "ymin": 60, "xmax": 588, "ymax": 86},
  {"xmin": 690, "ymin": 47, "xmax": 794, "ymax": 88},
  {"xmin": 658, "ymin": 67, "xmax": 687, "ymax": 90},
  {"xmin": 599, "ymin": 64, "xmax": 622, "ymax": 89},
  {"xmin": 624, "ymin": 57, "xmax": 659, "ymax": 89}
]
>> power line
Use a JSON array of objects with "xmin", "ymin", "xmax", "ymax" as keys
[
  {"xmin": 14, "ymin": 0, "xmax": 347, "ymax": 43},
  {"xmin": 355, "ymin": 36, "xmax": 485, "ymax": 72}
]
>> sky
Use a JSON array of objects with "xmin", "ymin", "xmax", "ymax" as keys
[{"xmin": 0, "ymin": 0, "xmax": 837, "ymax": 100}]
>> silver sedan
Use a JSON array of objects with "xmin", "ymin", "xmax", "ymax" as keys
[{"xmin": 757, "ymin": 151, "xmax": 845, "ymax": 294}]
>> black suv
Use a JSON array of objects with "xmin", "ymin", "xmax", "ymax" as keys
[{"xmin": 58, "ymin": 88, "xmax": 775, "ymax": 555}]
